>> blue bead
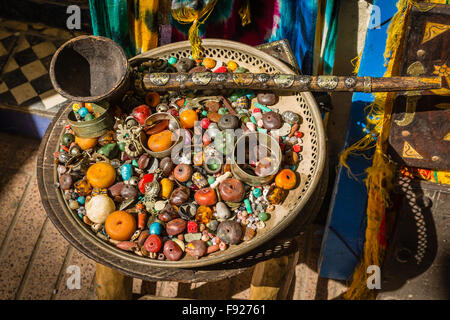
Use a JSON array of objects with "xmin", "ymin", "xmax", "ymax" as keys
[
  {"xmin": 149, "ymin": 222, "xmax": 163, "ymax": 235},
  {"xmin": 78, "ymin": 107, "xmax": 89, "ymax": 118},
  {"xmin": 121, "ymin": 163, "xmax": 133, "ymax": 181},
  {"xmin": 77, "ymin": 196, "xmax": 85, "ymax": 205}
]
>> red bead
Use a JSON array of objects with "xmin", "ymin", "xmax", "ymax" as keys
[
  {"xmin": 295, "ymin": 131, "xmax": 304, "ymax": 138},
  {"xmin": 201, "ymin": 118, "xmax": 211, "ymax": 129},
  {"xmin": 138, "ymin": 173, "xmax": 154, "ymax": 193},
  {"xmin": 202, "ymin": 133, "xmax": 211, "ymax": 146},
  {"xmin": 253, "ymin": 108, "xmax": 261, "ymax": 113},
  {"xmin": 144, "ymin": 234, "xmax": 162, "ymax": 253},
  {"xmin": 187, "ymin": 221, "xmax": 198, "ymax": 233},
  {"xmin": 214, "ymin": 66, "xmax": 228, "ymax": 73},
  {"xmin": 293, "ymin": 145, "xmax": 302, "ymax": 153},
  {"xmin": 131, "ymin": 105, "xmax": 151, "ymax": 125}
]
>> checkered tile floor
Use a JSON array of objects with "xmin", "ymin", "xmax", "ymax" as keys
[{"xmin": 0, "ymin": 22, "xmax": 74, "ymax": 115}]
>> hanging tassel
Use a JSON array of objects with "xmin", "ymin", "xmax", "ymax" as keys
[
  {"xmin": 172, "ymin": 0, "xmax": 218, "ymax": 60},
  {"xmin": 239, "ymin": 0, "xmax": 252, "ymax": 26}
]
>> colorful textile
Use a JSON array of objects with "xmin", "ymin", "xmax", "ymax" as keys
[
  {"xmin": 400, "ymin": 166, "xmax": 450, "ymax": 185},
  {"xmin": 89, "ymin": 0, "xmax": 159, "ymax": 57},
  {"xmin": 170, "ymin": 0, "xmax": 339, "ymax": 75}
]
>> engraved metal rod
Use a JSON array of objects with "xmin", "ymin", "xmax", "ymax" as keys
[{"xmin": 140, "ymin": 72, "xmax": 444, "ymax": 93}]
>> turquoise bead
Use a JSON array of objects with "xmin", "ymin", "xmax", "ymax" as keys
[
  {"xmin": 149, "ymin": 222, "xmax": 163, "ymax": 235},
  {"xmin": 78, "ymin": 107, "xmax": 89, "ymax": 118},
  {"xmin": 121, "ymin": 163, "xmax": 133, "ymax": 181},
  {"xmin": 77, "ymin": 196, "xmax": 85, "ymax": 205},
  {"xmin": 244, "ymin": 199, "xmax": 252, "ymax": 214},
  {"xmin": 207, "ymin": 176, "xmax": 215, "ymax": 185},
  {"xmin": 254, "ymin": 102, "xmax": 272, "ymax": 112},
  {"xmin": 168, "ymin": 57, "xmax": 178, "ymax": 65},
  {"xmin": 258, "ymin": 212, "xmax": 268, "ymax": 221},
  {"xmin": 257, "ymin": 128, "xmax": 267, "ymax": 134},
  {"xmin": 202, "ymin": 110, "xmax": 208, "ymax": 117},
  {"xmin": 252, "ymin": 188, "xmax": 261, "ymax": 198}
]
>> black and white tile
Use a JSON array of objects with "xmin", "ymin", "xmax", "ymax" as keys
[{"xmin": 0, "ymin": 20, "xmax": 81, "ymax": 115}]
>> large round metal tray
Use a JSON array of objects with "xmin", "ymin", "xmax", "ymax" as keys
[{"xmin": 38, "ymin": 39, "xmax": 326, "ymax": 271}]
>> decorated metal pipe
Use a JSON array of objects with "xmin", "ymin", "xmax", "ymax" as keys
[{"xmin": 138, "ymin": 72, "xmax": 445, "ymax": 93}]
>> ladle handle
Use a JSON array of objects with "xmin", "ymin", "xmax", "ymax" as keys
[{"xmin": 139, "ymin": 72, "xmax": 445, "ymax": 93}]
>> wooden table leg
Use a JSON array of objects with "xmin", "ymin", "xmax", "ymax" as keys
[
  {"xmin": 249, "ymin": 250, "xmax": 299, "ymax": 300},
  {"xmin": 95, "ymin": 263, "xmax": 133, "ymax": 300}
]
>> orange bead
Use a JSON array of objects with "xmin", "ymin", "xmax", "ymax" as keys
[
  {"xmin": 202, "ymin": 57, "xmax": 216, "ymax": 69},
  {"xmin": 179, "ymin": 109, "xmax": 198, "ymax": 129},
  {"xmin": 85, "ymin": 102, "xmax": 94, "ymax": 113},
  {"xmin": 275, "ymin": 169, "xmax": 297, "ymax": 190},
  {"xmin": 75, "ymin": 136, "xmax": 98, "ymax": 150},
  {"xmin": 86, "ymin": 162, "xmax": 117, "ymax": 189},
  {"xmin": 105, "ymin": 211, "xmax": 137, "ymax": 241},
  {"xmin": 145, "ymin": 92, "xmax": 160, "ymax": 107},
  {"xmin": 147, "ymin": 130, "xmax": 173, "ymax": 152}
]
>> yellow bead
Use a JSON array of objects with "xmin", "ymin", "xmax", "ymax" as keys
[
  {"xmin": 227, "ymin": 60, "xmax": 238, "ymax": 71},
  {"xmin": 160, "ymin": 178, "xmax": 174, "ymax": 199},
  {"xmin": 202, "ymin": 58, "xmax": 216, "ymax": 69}
]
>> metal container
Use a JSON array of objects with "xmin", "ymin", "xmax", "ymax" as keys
[
  {"xmin": 231, "ymin": 132, "xmax": 282, "ymax": 186},
  {"xmin": 67, "ymin": 101, "xmax": 114, "ymax": 138},
  {"xmin": 49, "ymin": 35, "xmax": 131, "ymax": 104},
  {"xmin": 140, "ymin": 112, "xmax": 183, "ymax": 158}
]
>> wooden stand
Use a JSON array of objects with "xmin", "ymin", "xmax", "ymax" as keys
[{"xmin": 95, "ymin": 263, "xmax": 133, "ymax": 300}]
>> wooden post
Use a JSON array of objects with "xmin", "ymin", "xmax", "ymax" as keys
[
  {"xmin": 95, "ymin": 263, "xmax": 133, "ymax": 300},
  {"xmin": 249, "ymin": 250, "xmax": 299, "ymax": 300}
]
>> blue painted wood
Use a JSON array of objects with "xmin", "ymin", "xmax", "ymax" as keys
[
  {"xmin": 318, "ymin": 0, "xmax": 397, "ymax": 280},
  {"xmin": 0, "ymin": 108, "xmax": 51, "ymax": 140}
]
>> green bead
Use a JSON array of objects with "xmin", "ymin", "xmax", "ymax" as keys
[
  {"xmin": 250, "ymin": 116, "xmax": 257, "ymax": 124},
  {"xmin": 252, "ymin": 188, "xmax": 261, "ymax": 198},
  {"xmin": 258, "ymin": 212, "xmax": 268, "ymax": 221},
  {"xmin": 202, "ymin": 110, "xmax": 208, "ymax": 117},
  {"xmin": 168, "ymin": 56, "xmax": 178, "ymax": 65},
  {"xmin": 61, "ymin": 133, "xmax": 75, "ymax": 146},
  {"xmin": 207, "ymin": 162, "xmax": 220, "ymax": 171},
  {"xmin": 207, "ymin": 176, "xmax": 216, "ymax": 185},
  {"xmin": 230, "ymin": 92, "xmax": 240, "ymax": 102},
  {"xmin": 98, "ymin": 143, "xmax": 119, "ymax": 159},
  {"xmin": 78, "ymin": 213, "xmax": 83, "ymax": 220},
  {"xmin": 218, "ymin": 107, "xmax": 228, "ymax": 115},
  {"xmin": 235, "ymin": 67, "xmax": 249, "ymax": 73},
  {"xmin": 84, "ymin": 113, "xmax": 95, "ymax": 121},
  {"xmin": 118, "ymin": 142, "xmax": 126, "ymax": 151},
  {"xmin": 206, "ymin": 240, "xmax": 213, "ymax": 247},
  {"xmin": 240, "ymin": 116, "xmax": 250, "ymax": 124},
  {"xmin": 132, "ymin": 159, "xmax": 139, "ymax": 167}
]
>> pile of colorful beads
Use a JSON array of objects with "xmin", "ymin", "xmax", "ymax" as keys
[
  {"xmin": 55, "ymin": 55, "xmax": 304, "ymax": 261},
  {"xmin": 72, "ymin": 102, "xmax": 101, "ymax": 121}
]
